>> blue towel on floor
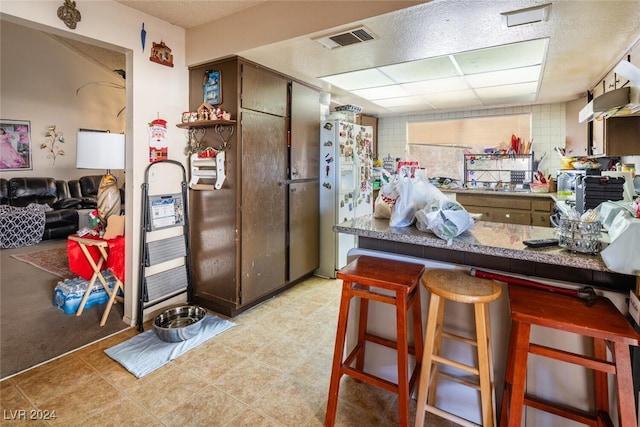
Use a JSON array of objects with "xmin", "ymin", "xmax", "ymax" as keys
[{"xmin": 104, "ymin": 313, "xmax": 234, "ymax": 378}]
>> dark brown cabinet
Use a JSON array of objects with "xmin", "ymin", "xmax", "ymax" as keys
[
  {"xmin": 289, "ymin": 181, "xmax": 319, "ymax": 282},
  {"xmin": 240, "ymin": 110, "xmax": 288, "ymax": 304},
  {"xmin": 187, "ymin": 57, "xmax": 319, "ymax": 316}
]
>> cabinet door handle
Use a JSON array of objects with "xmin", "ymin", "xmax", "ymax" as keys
[
  {"xmin": 505, "ymin": 213, "xmax": 511, "ymax": 218},
  {"xmin": 291, "ymin": 187, "xmax": 297, "ymax": 193}
]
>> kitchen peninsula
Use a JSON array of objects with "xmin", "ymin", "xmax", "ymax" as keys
[
  {"xmin": 334, "ymin": 216, "xmax": 637, "ymax": 426},
  {"xmin": 334, "ymin": 215, "xmax": 635, "ymax": 293}
]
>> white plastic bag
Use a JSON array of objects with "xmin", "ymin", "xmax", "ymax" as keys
[
  {"xmin": 415, "ymin": 199, "xmax": 475, "ymax": 244},
  {"xmin": 389, "ymin": 171, "xmax": 437, "ymax": 227}
]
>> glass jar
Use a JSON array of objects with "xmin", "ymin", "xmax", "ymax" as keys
[{"xmin": 557, "ymin": 172, "xmax": 572, "ymax": 199}]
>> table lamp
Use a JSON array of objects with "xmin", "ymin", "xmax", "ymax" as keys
[{"xmin": 76, "ymin": 130, "xmax": 125, "ymax": 228}]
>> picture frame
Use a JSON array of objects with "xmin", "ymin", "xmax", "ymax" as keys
[
  {"xmin": 0, "ymin": 119, "xmax": 32, "ymax": 170},
  {"xmin": 203, "ymin": 70, "xmax": 221, "ymax": 106}
]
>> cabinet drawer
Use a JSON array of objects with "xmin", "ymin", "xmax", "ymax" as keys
[
  {"xmin": 464, "ymin": 207, "xmax": 493, "ymax": 222},
  {"xmin": 464, "ymin": 206, "xmax": 531, "ymax": 225},
  {"xmin": 532, "ymin": 212, "xmax": 551, "ymax": 227},
  {"xmin": 489, "ymin": 208, "xmax": 531, "ymax": 225},
  {"xmin": 532, "ymin": 199, "xmax": 553, "ymax": 212},
  {"xmin": 458, "ymin": 194, "xmax": 531, "ymax": 210}
]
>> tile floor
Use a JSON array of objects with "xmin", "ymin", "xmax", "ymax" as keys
[{"xmin": 0, "ymin": 276, "xmax": 456, "ymax": 426}]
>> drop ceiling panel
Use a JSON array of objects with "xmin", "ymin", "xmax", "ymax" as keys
[
  {"xmin": 321, "ymin": 68, "xmax": 395, "ymax": 90},
  {"xmin": 465, "ymin": 66, "xmax": 541, "ymax": 89},
  {"xmin": 401, "ymin": 77, "xmax": 470, "ymax": 95},
  {"xmin": 453, "ymin": 39, "xmax": 548, "ymax": 75},
  {"xmin": 475, "ymin": 81, "xmax": 539, "ymax": 99},
  {"xmin": 352, "ymin": 85, "xmax": 411, "ymax": 100},
  {"xmin": 378, "ymin": 56, "xmax": 459, "ymax": 83},
  {"xmin": 426, "ymin": 90, "xmax": 483, "ymax": 109}
]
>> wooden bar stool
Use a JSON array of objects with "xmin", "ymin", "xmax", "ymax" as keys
[
  {"xmin": 415, "ymin": 269, "xmax": 502, "ymax": 427},
  {"xmin": 325, "ymin": 256, "xmax": 425, "ymax": 427},
  {"xmin": 500, "ymin": 285, "xmax": 640, "ymax": 427}
]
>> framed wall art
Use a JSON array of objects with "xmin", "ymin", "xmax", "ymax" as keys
[
  {"xmin": 203, "ymin": 70, "xmax": 221, "ymax": 106},
  {"xmin": 0, "ymin": 119, "xmax": 32, "ymax": 170}
]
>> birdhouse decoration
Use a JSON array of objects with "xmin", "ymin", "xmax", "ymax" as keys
[
  {"xmin": 148, "ymin": 118, "xmax": 168, "ymax": 163},
  {"xmin": 149, "ymin": 41, "xmax": 174, "ymax": 67}
]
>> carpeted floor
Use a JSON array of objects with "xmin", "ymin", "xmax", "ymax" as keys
[{"xmin": 0, "ymin": 239, "xmax": 130, "ymax": 379}]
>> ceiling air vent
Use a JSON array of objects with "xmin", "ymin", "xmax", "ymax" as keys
[{"xmin": 315, "ymin": 27, "xmax": 376, "ymax": 50}]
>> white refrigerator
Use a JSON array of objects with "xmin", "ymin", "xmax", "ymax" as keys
[{"xmin": 316, "ymin": 120, "xmax": 373, "ymax": 278}]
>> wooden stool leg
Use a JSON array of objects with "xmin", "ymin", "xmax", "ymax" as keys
[
  {"xmin": 326, "ymin": 282, "xmax": 354, "ymax": 426},
  {"xmin": 474, "ymin": 302, "xmax": 494, "ymax": 427},
  {"xmin": 592, "ymin": 337, "xmax": 609, "ymax": 427},
  {"xmin": 612, "ymin": 340, "xmax": 637, "ymax": 427},
  {"xmin": 484, "ymin": 304, "xmax": 497, "ymax": 423},
  {"xmin": 500, "ymin": 319, "xmax": 520, "ymax": 426},
  {"xmin": 411, "ymin": 288, "xmax": 424, "ymax": 369},
  {"xmin": 505, "ymin": 320, "xmax": 531, "ymax": 427},
  {"xmin": 396, "ymin": 289, "xmax": 410, "ymax": 426},
  {"xmin": 415, "ymin": 293, "xmax": 442, "ymax": 427},
  {"xmin": 427, "ymin": 296, "xmax": 446, "ymax": 406},
  {"xmin": 356, "ymin": 286, "xmax": 369, "ymax": 371}
]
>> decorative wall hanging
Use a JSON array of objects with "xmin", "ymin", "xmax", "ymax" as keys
[
  {"xmin": 41, "ymin": 125, "xmax": 65, "ymax": 165},
  {"xmin": 150, "ymin": 41, "xmax": 174, "ymax": 67},
  {"xmin": 148, "ymin": 118, "xmax": 168, "ymax": 163},
  {"xmin": 0, "ymin": 119, "xmax": 32, "ymax": 170},
  {"xmin": 57, "ymin": 0, "xmax": 81, "ymax": 30},
  {"xmin": 203, "ymin": 70, "xmax": 221, "ymax": 105},
  {"xmin": 141, "ymin": 23, "xmax": 147, "ymax": 52}
]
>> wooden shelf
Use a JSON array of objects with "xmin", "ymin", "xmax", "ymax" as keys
[{"xmin": 176, "ymin": 119, "xmax": 236, "ymax": 129}]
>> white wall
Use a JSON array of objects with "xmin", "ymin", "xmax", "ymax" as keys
[
  {"xmin": 0, "ymin": 21, "xmax": 125, "ymax": 180},
  {"xmin": 1, "ymin": 1, "xmax": 189, "ymax": 326}
]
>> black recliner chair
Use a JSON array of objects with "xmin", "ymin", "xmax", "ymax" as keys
[
  {"xmin": 68, "ymin": 175, "xmax": 102, "ymax": 209},
  {"xmin": 7, "ymin": 177, "xmax": 81, "ymax": 240}
]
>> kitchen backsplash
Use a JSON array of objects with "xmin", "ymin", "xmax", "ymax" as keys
[{"xmin": 378, "ymin": 103, "xmax": 566, "ymax": 179}]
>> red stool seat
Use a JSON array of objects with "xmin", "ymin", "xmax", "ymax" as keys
[{"xmin": 501, "ymin": 285, "xmax": 640, "ymax": 427}]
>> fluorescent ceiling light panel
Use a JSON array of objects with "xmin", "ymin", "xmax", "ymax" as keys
[
  {"xmin": 465, "ymin": 65, "xmax": 541, "ymax": 89},
  {"xmin": 402, "ymin": 76, "xmax": 469, "ymax": 95},
  {"xmin": 454, "ymin": 39, "xmax": 547, "ymax": 74},
  {"xmin": 501, "ymin": 3, "xmax": 551, "ymax": 27},
  {"xmin": 475, "ymin": 81, "xmax": 538, "ymax": 99},
  {"xmin": 352, "ymin": 84, "xmax": 411, "ymax": 100},
  {"xmin": 425, "ymin": 89, "xmax": 482, "ymax": 108},
  {"xmin": 378, "ymin": 56, "xmax": 459, "ymax": 83},
  {"xmin": 318, "ymin": 38, "xmax": 548, "ymax": 113},
  {"xmin": 373, "ymin": 96, "xmax": 432, "ymax": 108},
  {"xmin": 321, "ymin": 68, "xmax": 394, "ymax": 90}
]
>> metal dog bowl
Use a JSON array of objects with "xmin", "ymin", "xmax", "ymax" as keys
[{"xmin": 153, "ymin": 305, "xmax": 206, "ymax": 342}]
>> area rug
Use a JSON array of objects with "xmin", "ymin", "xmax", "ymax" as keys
[
  {"xmin": 104, "ymin": 313, "xmax": 235, "ymax": 378},
  {"xmin": 11, "ymin": 247, "xmax": 73, "ymax": 278}
]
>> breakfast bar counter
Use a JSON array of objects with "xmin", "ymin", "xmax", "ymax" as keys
[
  {"xmin": 333, "ymin": 215, "xmax": 637, "ymax": 426},
  {"xmin": 334, "ymin": 215, "xmax": 636, "ymax": 293}
]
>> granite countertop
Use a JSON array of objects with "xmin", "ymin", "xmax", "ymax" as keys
[{"xmin": 334, "ymin": 215, "xmax": 611, "ymax": 272}]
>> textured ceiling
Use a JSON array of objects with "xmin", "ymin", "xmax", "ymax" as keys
[
  {"xmin": 115, "ymin": 0, "xmax": 267, "ymax": 29},
  {"xmin": 103, "ymin": 1, "xmax": 640, "ymax": 116}
]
